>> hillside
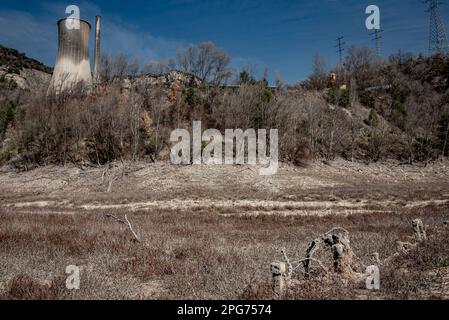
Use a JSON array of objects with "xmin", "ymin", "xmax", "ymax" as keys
[
  {"xmin": 0, "ymin": 45, "xmax": 52, "ymax": 93},
  {"xmin": 0, "ymin": 45, "xmax": 52, "ymax": 75},
  {"xmin": 1, "ymin": 43, "xmax": 449, "ymax": 168}
]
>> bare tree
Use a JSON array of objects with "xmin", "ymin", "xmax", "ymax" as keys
[
  {"xmin": 177, "ymin": 42, "xmax": 233, "ymax": 85},
  {"xmin": 308, "ymin": 52, "xmax": 328, "ymax": 90},
  {"xmin": 274, "ymin": 71, "xmax": 286, "ymax": 89},
  {"xmin": 142, "ymin": 59, "xmax": 169, "ymax": 76},
  {"xmin": 100, "ymin": 53, "xmax": 131, "ymax": 82},
  {"xmin": 113, "ymin": 53, "xmax": 129, "ymax": 79},
  {"xmin": 344, "ymin": 46, "xmax": 377, "ymax": 88},
  {"xmin": 100, "ymin": 53, "xmax": 113, "ymax": 83},
  {"xmin": 345, "ymin": 46, "xmax": 373, "ymax": 73},
  {"xmin": 349, "ymin": 77, "xmax": 358, "ymax": 162},
  {"xmin": 127, "ymin": 57, "xmax": 140, "ymax": 77}
]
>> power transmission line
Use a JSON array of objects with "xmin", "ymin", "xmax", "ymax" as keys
[
  {"xmin": 335, "ymin": 36, "xmax": 345, "ymax": 66},
  {"xmin": 425, "ymin": 0, "xmax": 449, "ymax": 55},
  {"xmin": 370, "ymin": 28, "xmax": 383, "ymax": 58}
]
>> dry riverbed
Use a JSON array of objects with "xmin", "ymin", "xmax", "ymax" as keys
[{"xmin": 1, "ymin": 159, "xmax": 449, "ymax": 299}]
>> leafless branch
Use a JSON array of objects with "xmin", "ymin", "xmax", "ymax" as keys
[
  {"xmin": 105, "ymin": 214, "xmax": 126, "ymax": 224},
  {"xmin": 125, "ymin": 214, "xmax": 140, "ymax": 243},
  {"xmin": 105, "ymin": 214, "xmax": 140, "ymax": 243}
]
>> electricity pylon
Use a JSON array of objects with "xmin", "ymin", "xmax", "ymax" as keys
[{"xmin": 425, "ymin": 0, "xmax": 449, "ymax": 55}]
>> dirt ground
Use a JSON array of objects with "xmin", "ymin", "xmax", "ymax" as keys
[
  {"xmin": 1, "ymin": 158, "xmax": 449, "ymax": 210},
  {"xmin": 1, "ymin": 159, "xmax": 449, "ymax": 299}
]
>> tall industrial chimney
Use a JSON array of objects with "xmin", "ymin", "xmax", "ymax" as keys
[
  {"xmin": 93, "ymin": 16, "xmax": 101, "ymax": 84},
  {"xmin": 48, "ymin": 18, "xmax": 93, "ymax": 93}
]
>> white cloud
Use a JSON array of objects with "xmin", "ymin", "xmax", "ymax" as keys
[
  {"xmin": 0, "ymin": 9, "xmax": 57, "ymax": 65},
  {"xmin": 102, "ymin": 19, "xmax": 183, "ymax": 62},
  {"xmin": 0, "ymin": 3, "xmax": 184, "ymax": 68}
]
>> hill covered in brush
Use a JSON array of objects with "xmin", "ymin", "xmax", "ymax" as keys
[
  {"xmin": 0, "ymin": 42, "xmax": 449, "ymax": 168},
  {"xmin": 306, "ymin": 47, "xmax": 449, "ymax": 163},
  {"xmin": 0, "ymin": 45, "xmax": 52, "ymax": 75}
]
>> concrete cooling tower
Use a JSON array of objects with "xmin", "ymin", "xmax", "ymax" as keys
[{"xmin": 48, "ymin": 18, "xmax": 93, "ymax": 93}]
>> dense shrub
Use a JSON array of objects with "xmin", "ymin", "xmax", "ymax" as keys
[
  {"xmin": 0, "ymin": 101, "xmax": 15, "ymax": 136},
  {"xmin": 2, "ymin": 44, "xmax": 449, "ymax": 166},
  {"xmin": 11, "ymin": 84, "xmax": 153, "ymax": 165},
  {"xmin": 2, "ymin": 77, "xmax": 440, "ymax": 167}
]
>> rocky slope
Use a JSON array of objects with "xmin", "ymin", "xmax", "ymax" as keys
[{"xmin": 0, "ymin": 45, "xmax": 52, "ymax": 90}]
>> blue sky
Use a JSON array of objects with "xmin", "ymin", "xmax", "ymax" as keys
[{"xmin": 0, "ymin": 0, "xmax": 448, "ymax": 84}]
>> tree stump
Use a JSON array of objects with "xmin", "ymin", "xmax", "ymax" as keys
[
  {"xmin": 303, "ymin": 228, "xmax": 364, "ymax": 281},
  {"xmin": 396, "ymin": 241, "xmax": 415, "ymax": 254},
  {"xmin": 327, "ymin": 232, "xmax": 364, "ymax": 279},
  {"xmin": 271, "ymin": 262, "xmax": 287, "ymax": 300},
  {"xmin": 412, "ymin": 219, "xmax": 427, "ymax": 242},
  {"xmin": 371, "ymin": 252, "xmax": 381, "ymax": 266}
]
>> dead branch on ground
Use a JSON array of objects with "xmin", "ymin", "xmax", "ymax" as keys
[{"xmin": 105, "ymin": 214, "xmax": 140, "ymax": 243}]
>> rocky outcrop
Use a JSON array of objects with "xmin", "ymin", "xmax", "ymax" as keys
[
  {"xmin": 124, "ymin": 70, "xmax": 202, "ymax": 90},
  {"xmin": 0, "ymin": 66, "xmax": 51, "ymax": 91}
]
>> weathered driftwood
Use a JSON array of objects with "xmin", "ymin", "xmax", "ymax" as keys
[
  {"xmin": 105, "ymin": 214, "xmax": 140, "ymax": 243},
  {"xmin": 271, "ymin": 262, "xmax": 288, "ymax": 300},
  {"xmin": 394, "ymin": 219, "xmax": 426, "ymax": 255},
  {"xmin": 412, "ymin": 219, "xmax": 427, "ymax": 242},
  {"xmin": 371, "ymin": 252, "xmax": 381, "ymax": 266},
  {"xmin": 281, "ymin": 249, "xmax": 293, "ymax": 281},
  {"xmin": 396, "ymin": 241, "xmax": 416, "ymax": 254},
  {"xmin": 271, "ymin": 218, "xmax": 432, "ymax": 298},
  {"xmin": 270, "ymin": 228, "xmax": 366, "ymax": 300},
  {"xmin": 303, "ymin": 237, "xmax": 321, "ymax": 279},
  {"xmin": 107, "ymin": 176, "xmax": 119, "ymax": 193},
  {"xmin": 384, "ymin": 218, "xmax": 428, "ymax": 265},
  {"xmin": 125, "ymin": 214, "xmax": 140, "ymax": 242},
  {"xmin": 101, "ymin": 162, "xmax": 127, "ymax": 193},
  {"xmin": 105, "ymin": 214, "xmax": 126, "ymax": 224},
  {"xmin": 303, "ymin": 227, "xmax": 364, "ymax": 281}
]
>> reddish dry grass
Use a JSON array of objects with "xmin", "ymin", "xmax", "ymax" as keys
[
  {"xmin": 0, "ymin": 203, "xmax": 448, "ymax": 300},
  {"xmin": 2, "ymin": 274, "xmax": 66, "ymax": 300}
]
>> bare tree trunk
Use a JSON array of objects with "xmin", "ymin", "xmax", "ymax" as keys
[
  {"xmin": 329, "ymin": 117, "xmax": 335, "ymax": 160},
  {"xmin": 350, "ymin": 79, "xmax": 357, "ymax": 163},
  {"xmin": 307, "ymin": 102, "xmax": 316, "ymax": 158},
  {"xmin": 132, "ymin": 104, "xmax": 140, "ymax": 161},
  {"xmin": 443, "ymin": 122, "xmax": 449, "ymax": 157},
  {"xmin": 151, "ymin": 95, "xmax": 162, "ymax": 158},
  {"xmin": 408, "ymin": 137, "xmax": 414, "ymax": 165},
  {"xmin": 351, "ymin": 119, "xmax": 355, "ymax": 162}
]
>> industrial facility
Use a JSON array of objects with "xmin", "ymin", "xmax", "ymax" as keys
[{"xmin": 48, "ymin": 16, "xmax": 101, "ymax": 94}]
